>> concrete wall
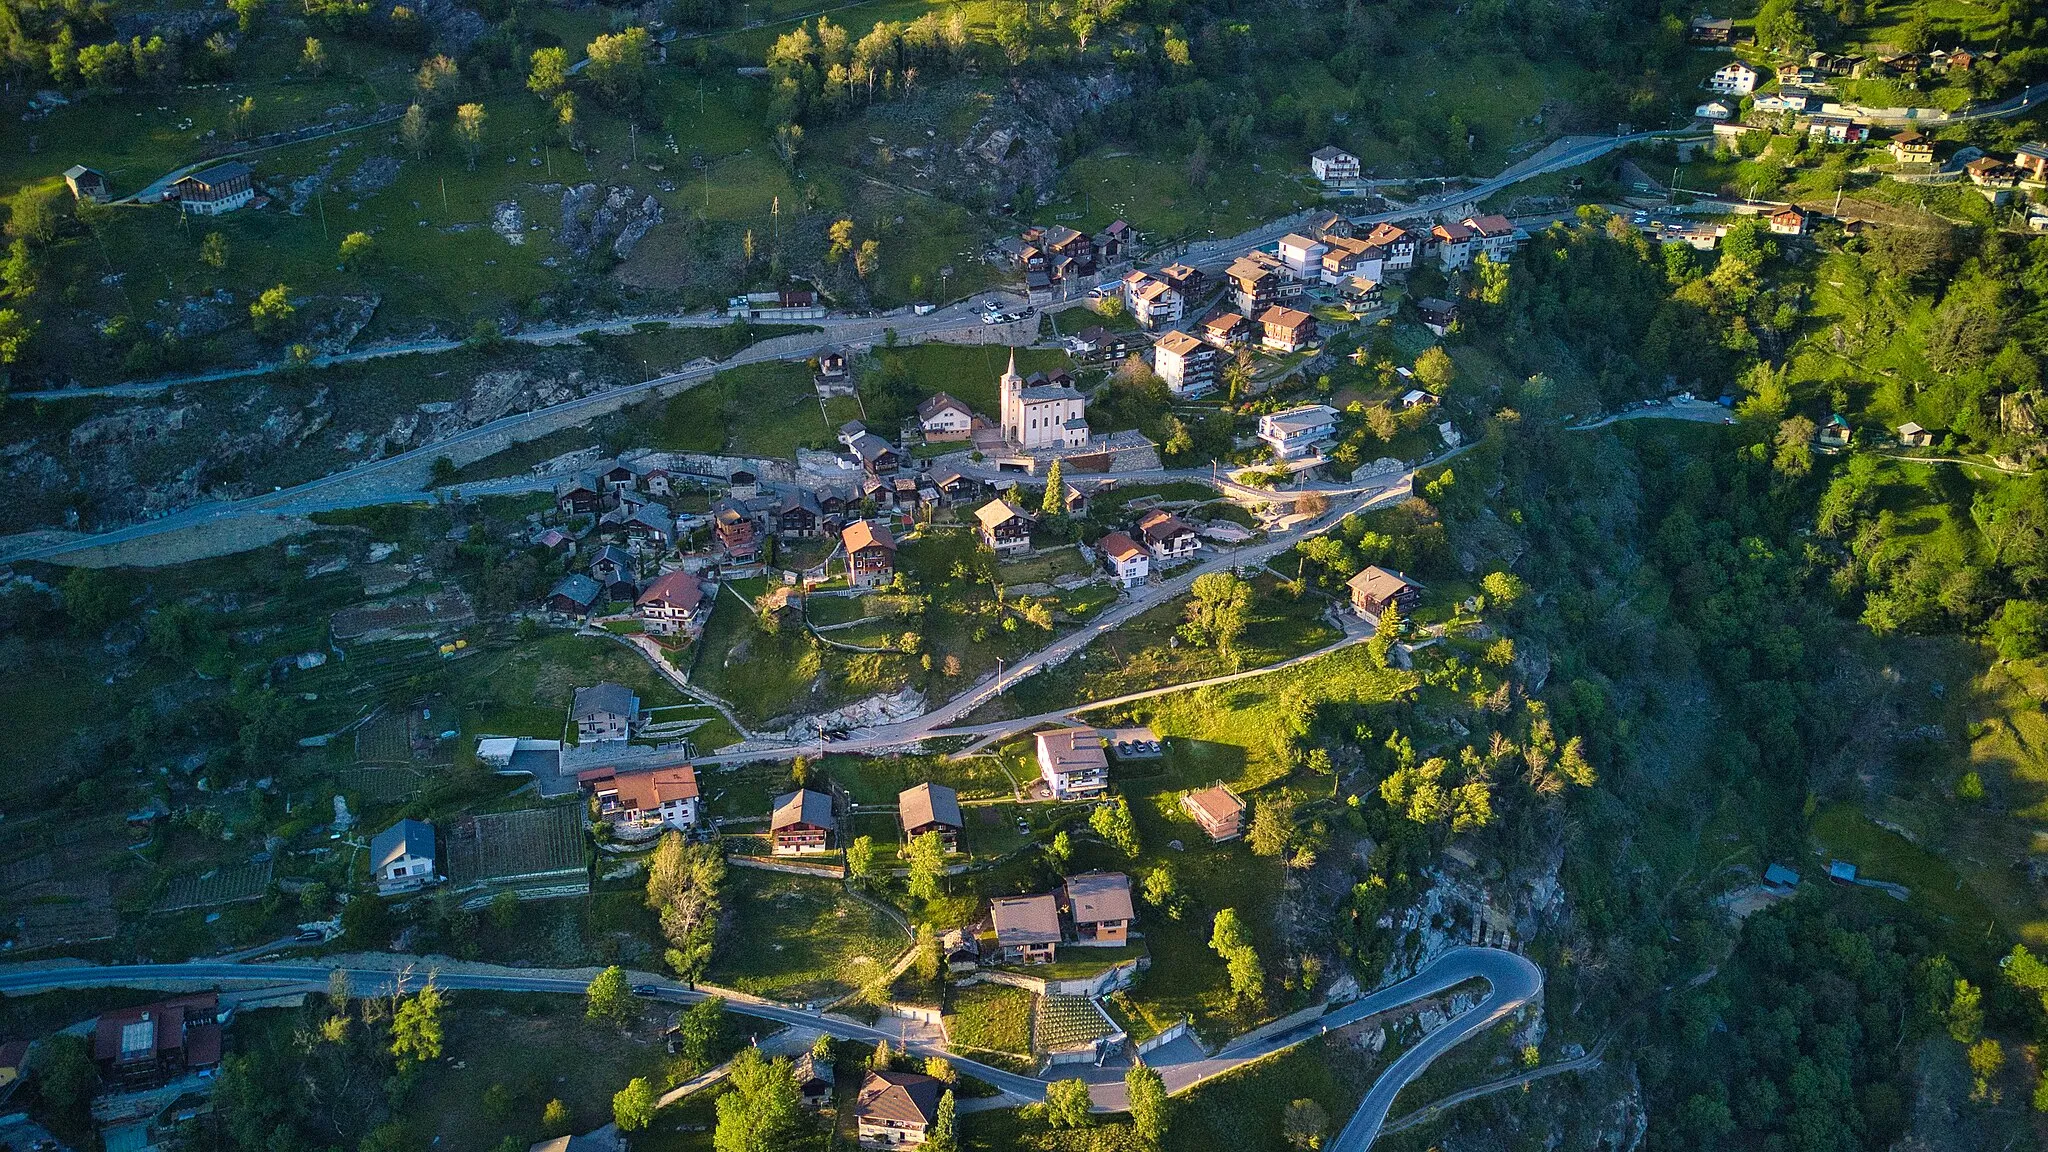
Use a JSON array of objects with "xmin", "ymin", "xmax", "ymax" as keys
[
  {"xmin": 1133, "ymin": 1019, "xmax": 1192, "ymax": 1056},
  {"xmin": 728, "ymin": 855, "xmax": 848, "ymax": 881}
]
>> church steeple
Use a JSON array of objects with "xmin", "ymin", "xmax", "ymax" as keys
[{"xmin": 999, "ymin": 346, "xmax": 1024, "ymax": 443}]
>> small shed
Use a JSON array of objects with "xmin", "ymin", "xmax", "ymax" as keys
[{"xmin": 64, "ymin": 164, "xmax": 111, "ymax": 203}]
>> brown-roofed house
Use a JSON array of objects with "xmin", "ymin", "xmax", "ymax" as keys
[
  {"xmin": 990, "ymin": 893, "xmax": 1062, "ymax": 963},
  {"xmin": 917, "ymin": 392, "xmax": 974, "ymax": 442},
  {"xmin": 635, "ymin": 569, "xmax": 705, "ymax": 636},
  {"xmin": 842, "ymin": 519, "xmax": 897, "ymax": 589},
  {"xmin": 975, "ymin": 499, "xmax": 1034, "ymax": 556},
  {"xmin": 587, "ymin": 766, "xmax": 701, "ymax": 838},
  {"xmin": 1036, "ymin": 728, "xmax": 1108, "ymax": 799},
  {"xmin": 1098, "ymin": 531, "xmax": 1149, "ymax": 588},
  {"xmin": 771, "ymin": 789, "xmax": 836, "ymax": 855},
  {"xmin": 854, "ymin": 1069, "xmax": 945, "ymax": 1145},
  {"xmin": 1256, "ymin": 305, "xmax": 1317, "ymax": 353},
  {"xmin": 1137, "ymin": 509, "xmax": 1199, "ymax": 562},
  {"xmin": 899, "ymin": 782, "xmax": 963, "ymax": 852},
  {"xmin": 1348, "ymin": 565, "xmax": 1422, "ymax": 621},
  {"xmin": 93, "ymin": 994, "xmax": 225, "ymax": 1089},
  {"xmin": 1061, "ymin": 871, "xmax": 1135, "ymax": 944},
  {"xmin": 1182, "ymin": 785, "xmax": 1245, "ymax": 842}
]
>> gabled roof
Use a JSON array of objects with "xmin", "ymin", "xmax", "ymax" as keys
[
  {"xmin": 1465, "ymin": 213, "xmax": 1514, "ymax": 236},
  {"xmin": 780, "ymin": 488, "xmax": 823, "ymax": 517},
  {"xmin": 849, "ymin": 432, "xmax": 897, "ymax": 463},
  {"xmin": 1311, "ymin": 145, "xmax": 1357, "ymax": 162},
  {"xmin": 591, "ymin": 544, "xmax": 636, "ymax": 571},
  {"xmin": 976, "ymin": 499, "xmax": 1031, "ymax": 531},
  {"xmin": 1098, "ymin": 531, "xmax": 1146, "ymax": 563},
  {"xmin": 1364, "ymin": 222, "xmax": 1412, "ymax": 247},
  {"xmin": 572, "ymin": 681, "xmax": 639, "ymax": 720},
  {"xmin": 609, "ymin": 766, "xmax": 699, "ymax": 809},
  {"xmin": 636, "ymin": 569, "xmax": 703, "ymax": 612},
  {"xmin": 1155, "ymin": 329, "xmax": 1205, "ymax": 356},
  {"xmin": 550, "ymin": 574, "xmax": 601, "ymax": 606},
  {"xmin": 1348, "ymin": 565, "xmax": 1420, "ymax": 600},
  {"xmin": 1137, "ymin": 509, "xmax": 1196, "ymax": 545},
  {"xmin": 372, "ymin": 818, "xmax": 435, "ymax": 871},
  {"xmin": 1277, "ymin": 232, "xmax": 1323, "ymax": 251},
  {"xmin": 1063, "ymin": 871, "xmax": 1135, "ymax": 925},
  {"xmin": 771, "ymin": 788, "xmax": 835, "ymax": 831},
  {"xmin": 918, "ymin": 391, "xmax": 971, "ymax": 421},
  {"xmin": 1257, "ymin": 305, "xmax": 1313, "ymax": 332},
  {"xmin": 990, "ymin": 893, "xmax": 1062, "ymax": 945},
  {"xmin": 855, "ymin": 1070, "xmax": 944, "ymax": 1126},
  {"xmin": 900, "ymin": 782, "xmax": 962, "ymax": 830},
  {"xmin": 176, "ymin": 161, "xmax": 251, "ymax": 188},
  {"xmin": 842, "ymin": 519, "xmax": 896, "ymax": 554}
]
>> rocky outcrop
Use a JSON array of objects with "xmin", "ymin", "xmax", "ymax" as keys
[{"xmin": 944, "ymin": 70, "xmax": 1132, "ymax": 205}]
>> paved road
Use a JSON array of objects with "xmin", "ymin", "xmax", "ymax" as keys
[
  {"xmin": 1378, "ymin": 1035, "xmax": 1605, "ymax": 1136},
  {"xmin": 1327, "ymin": 947, "xmax": 1544, "ymax": 1152},
  {"xmin": 0, "ymin": 944, "xmax": 1539, "ymax": 1132},
  {"xmin": 693, "ymin": 469, "xmax": 1419, "ymax": 766},
  {"xmin": 0, "ymin": 307, "xmax": 1026, "ymax": 566}
]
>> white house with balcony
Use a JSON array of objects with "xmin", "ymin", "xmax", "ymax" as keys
[
  {"xmin": 1258, "ymin": 404, "xmax": 1340, "ymax": 459},
  {"xmin": 1708, "ymin": 61, "xmax": 1759, "ymax": 95}
]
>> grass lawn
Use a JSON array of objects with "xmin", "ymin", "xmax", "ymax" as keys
[
  {"xmin": 1809, "ymin": 802, "xmax": 2005, "ymax": 967},
  {"xmin": 864, "ymin": 344, "xmax": 1075, "ymax": 418},
  {"xmin": 704, "ymin": 869, "xmax": 907, "ymax": 1003},
  {"xmin": 975, "ymin": 573, "xmax": 1343, "ymax": 722},
  {"xmin": 944, "ymin": 982, "xmax": 1034, "ymax": 1056},
  {"xmin": 1085, "ymin": 644, "xmax": 1415, "ymax": 790},
  {"xmin": 389, "ymin": 993, "xmax": 682, "ymax": 1152},
  {"xmin": 691, "ymin": 581, "xmax": 916, "ymax": 727},
  {"xmin": 654, "ymin": 361, "xmax": 836, "ymax": 460}
]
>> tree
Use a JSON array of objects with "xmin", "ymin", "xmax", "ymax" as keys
[
  {"xmin": 1209, "ymin": 908, "xmax": 1265, "ymax": 1006},
  {"xmin": 541, "ymin": 1100, "xmax": 572, "ymax": 1136},
  {"xmin": 390, "ymin": 979, "xmax": 445, "ymax": 1064},
  {"xmin": 250, "ymin": 284, "xmax": 294, "ymax": 333},
  {"xmin": 1047, "ymin": 831, "xmax": 1072, "ymax": 870},
  {"xmin": 586, "ymin": 965, "xmax": 633, "ymax": 1028},
  {"xmin": 613, "ymin": 1077, "xmax": 658, "ymax": 1131},
  {"xmin": 4, "ymin": 186, "xmax": 59, "ymax": 251},
  {"xmin": 855, "ymin": 239, "xmax": 880, "ymax": 279},
  {"xmin": 927, "ymin": 1090, "xmax": 958, "ymax": 1152},
  {"xmin": 301, "ymin": 36, "xmax": 327, "ymax": 76},
  {"xmin": 228, "ymin": 0, "xmax": 266, "ymax": 33},
  {"xmin": 907, "ymin": 830, "xmax": 948, "ymax": 901},
  {"xmin": 1247, "ymin": 795, "xmax": 1295, "ymax": 857},
  {"xmin": 430, "ymin": 456, "xmax": 459, "ymax": 487},
  {"xmin": 200, "ymin": 231, "xmax": 228, "ymax": 270},
  {"xmin": 32, "ymin": 1035, "xmax": 98, "ymax": 1134},
  {"xmin": 1282, "ymin": 1098, "xmax": 1328, "ymax": 1149},
  {"xmin": 1044, "ymin": 1078, "xmax": 1093, "ymax": 1128},
  {"xmin": 870, "ymin": 1038, "xmax": 893, "ymax": 1070},
  {"xmin": 585, "ymin": 28, "xmax": 652, "ymax": 107},
  {"xmin": 455, "ymin": 103, "xmax": 487, "ymax": 169},
  {"xmin": 0, "ymin": 308, "xmax": 32, "ymax": 364},
  {"xmin": 1090, "ymin": 796, "xmax": 1142, "ymax": 857},
  {"xmin": 1181, "ymin": 571, "xmax": 1253, "ymax": 667},
  {"xmin": 1367, "ymin": 601, "xmax": 1403, "ymax": 668},
  {"xmin": 1969, "ymin": 1037, "xmax": 2005, "ymax": 1102},
  {"xmin": 415, "ymin": 54, "xmax": 459, "ymax": 105},
  {"xmin": 1414, "ymin": 346, "xmax": 1456, "ymax": 395},
  {"xmin": 847, "ymin": 834, "xmax": 877, "ymax": 886},
  {"xmin": 1773, "ymin": 416, "xmax": 1815, "ymax": 478},
  {"xmin": 1480, "ymin": 570, "xmax": 1525, "ymax": 611},
  {"xmin": 713, "ymin": 1048, "xmax": 801, "ymax": 1152},
  {"xmin": 1041, "ymin": 457, "xmax": 1066, "ymax": 517},
  {"xmin": 647, "ymin": 830, "xmax": 725, "ymax": 980},
  {"xmin": 527, "ymin": 47, "xmax": 570, "ymax": 101},
  {"xmin": 338, "ymin": 230, "xmax": 374, "ymax": 271},
  {"xmin": 673, "ymin": 997, "xmax": 727, "ymax": 1070},
  {"xmin": 1948, "ymin": 978, "xmax": 1983, "ymax": 1044},
  {"xmin": 1141, "ymin": 864, "xmax": 1181, "ymax": 918},
  {"xmin": 1126, "ymin": 1061, "xmax": 1169, "ymax": 1147},
  {"xmin": 400, "ymin": 103, "xmax": 431, "ymax": 159},
  {"xmin": 827, "ymin": 219, "xmax": 856, "ymax": 263},
  {"xmin": 913, "ymin": 922, "xmax": 942, "ymax": 982},
  {"xmin": 923, "ymin": 1056, "xmax": 956, "ymax": 1085}
]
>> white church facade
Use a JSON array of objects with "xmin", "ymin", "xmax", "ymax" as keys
[{"xmin": 998, "ymin": 349, "xmax": 1090, "ymax": 451}]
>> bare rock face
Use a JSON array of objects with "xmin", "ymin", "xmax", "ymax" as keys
[
  {"xmin": 559, "ymin": 184, "xmax": 664, "ymax": 260},
  {"xmin": 947, "ymin": 70, "xmax": 1132, "ymax": 203}
]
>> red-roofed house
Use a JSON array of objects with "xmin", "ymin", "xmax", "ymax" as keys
[
  {"xmin": 585, "ymin": 766, "xmax": 701, "ymax": 838},
  {"xmin": 93, "ymin": 994, "xmax": 226, "ymax": 1089},
  {"xmin": 636, "ymin": 569, "xmax": 706, "ymax": 636},
  {"xmin": 842, "ymin": 520, "xmax": 897, "ymax": 589}
]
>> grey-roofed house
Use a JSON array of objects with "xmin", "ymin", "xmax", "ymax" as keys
[
  {"xmin": 371, "ymin": 819, "xmax": 436, "ymax": 894},
  {"xmin": 854, "ymin": 1070, "xmax": 944, "ymax": 1146},
  {"xmin": 1035, "ymin": 728, "xmax": 1108, "ymax": 800},
  {"xmin": 847, "ymin": 432, "xmax": 901, "ymax": 475},
  {"xmin": 899, "ymin": 782, "xmax": 963, "ymax": 852},
  {"xmin": 64, "ymin": 164, "xmax": 110, "ymax": 203},
  {"xmin": 572, "ymin": 682, "xmax": 639, "ymax": 744},
  {"xmin": 770, "ymin": 789, "xmax": 836, "ymax": 854},
  {"xmin": 1062, "ymin": 870, "xmax": 1135, "ymax": 944},
  {"xmin": 547, "ymin": 573, "xmax": 602, "ymax": 616},
  {"xmin": 990, "ymin": 893, "xmax": 1062, "ymax": 964},
  {"xmin": 793, "ymin": 1051, "xmax": 836, "ymax": 1109}
]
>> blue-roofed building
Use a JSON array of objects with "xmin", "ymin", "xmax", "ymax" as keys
[{"xmin": 1764, "ymin": 863, "xmax": 1801, "ymax": 889}]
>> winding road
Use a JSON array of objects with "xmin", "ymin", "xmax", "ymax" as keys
[{"xmin": 0, "ymin": 944, "xmax": 1538, "ymax": 1146}]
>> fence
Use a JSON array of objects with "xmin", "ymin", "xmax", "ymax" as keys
[
  {"xmin": 960, "ymin": 956, "xmax": 1148, "ymax": 998},
  {"xmin": 1134, "ymin": 1019, "xmax": 1192, "ymax": 1056},
  {"xmin": 727, "ymin": 855, "xmax": 848, "ymax": 880}
]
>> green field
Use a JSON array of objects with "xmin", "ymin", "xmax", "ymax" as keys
[
  {"xmin": 943, "ymin": 982, "xmax": 1034, "ymax": 1055},
  {"xmin": 704, "ymin": 869, "xmax": 908, "ymax": 1003}
]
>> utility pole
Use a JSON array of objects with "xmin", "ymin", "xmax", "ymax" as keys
[
  {"xmin": 440, "ymin": 176, "xmax": 449, "ymax": 216},
  {"xmin": 316, "ymin": 187, "xmax": 328, "ymax": 242}
]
